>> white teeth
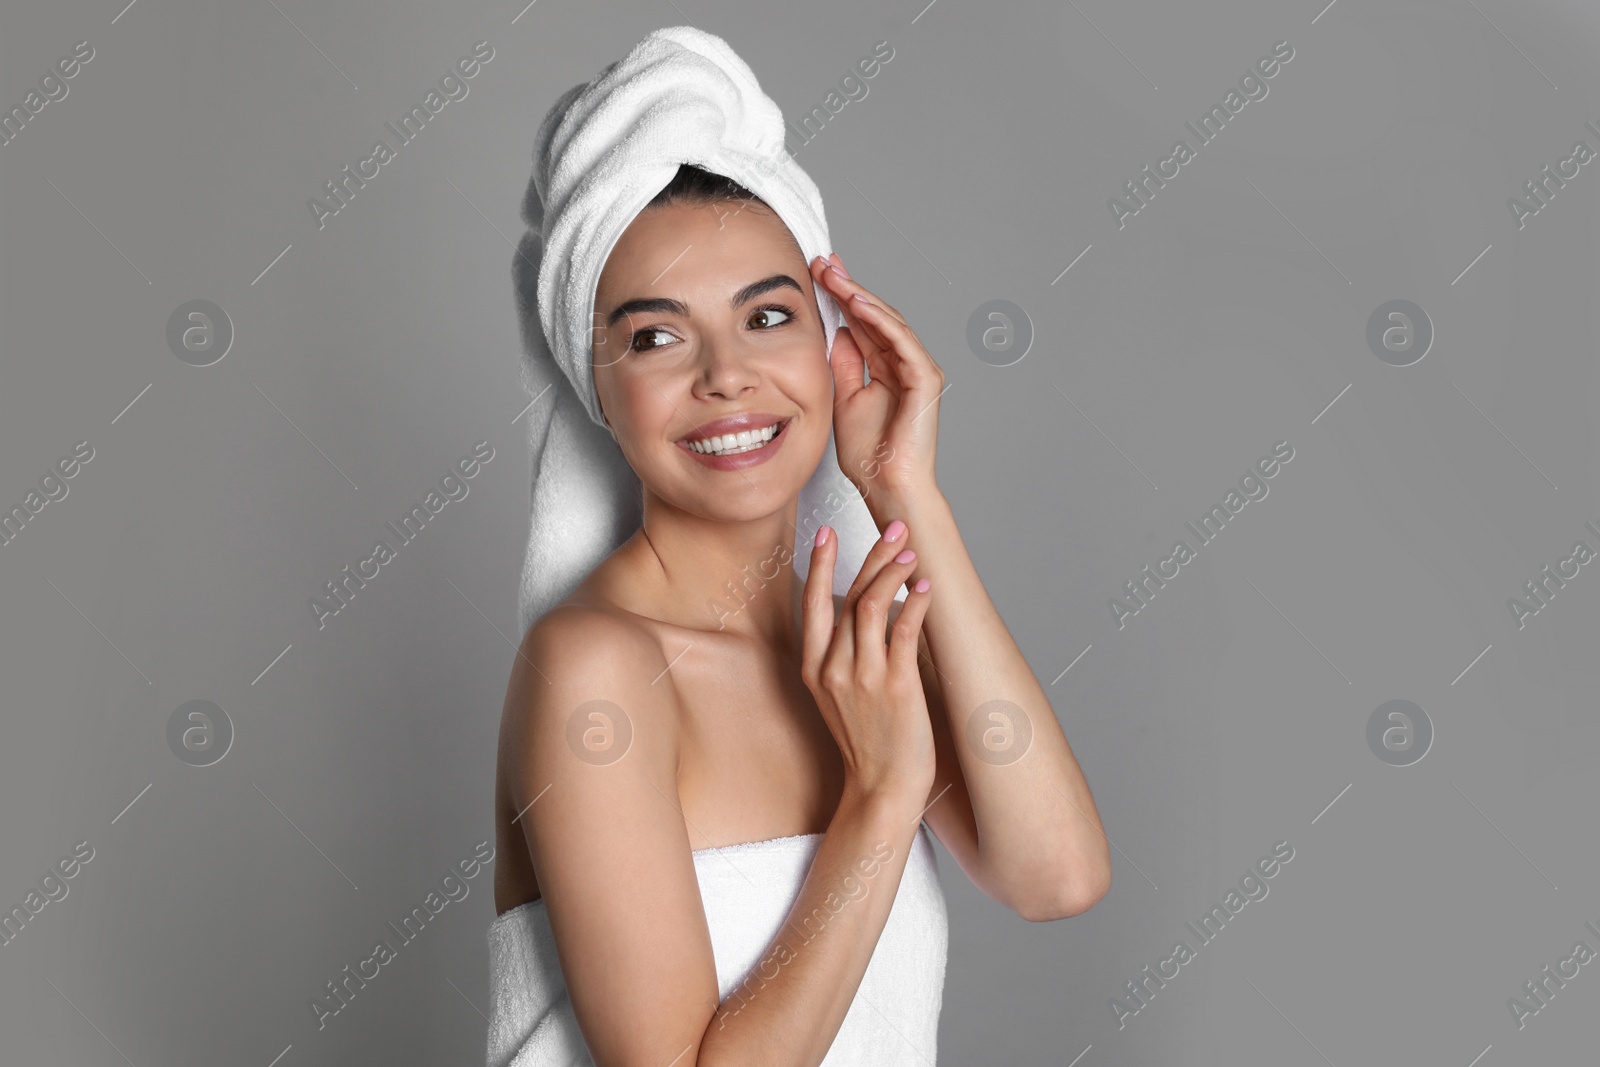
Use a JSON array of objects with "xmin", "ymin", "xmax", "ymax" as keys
[{"xmin": 688, "ymin": 422, "xmax": 782, "ymax": 456}]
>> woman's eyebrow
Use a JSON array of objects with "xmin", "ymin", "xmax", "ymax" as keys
[
  {"xmin": 605, "ymin": 274, "xmax": 803, "ymax": 328},
  {"xmin": 730, "ymin": 273, "xmax": 803, "ymax": 308}
]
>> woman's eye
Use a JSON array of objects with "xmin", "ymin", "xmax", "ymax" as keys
[
  {"xmin": 749, "ymin": 306, "xmax": 794, "ymax": 329},
  {"xmin": 630, "ymin": 328, "xmax": 676, "ymax": 352},
  {"xmin": 631, "ymin": 307, "xmax": 792, "ymax": 351}
]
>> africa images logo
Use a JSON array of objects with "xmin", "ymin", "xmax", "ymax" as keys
[{"xmin": 1110, "ymin": 840, "xmax": 1296, "ymax": 1029}]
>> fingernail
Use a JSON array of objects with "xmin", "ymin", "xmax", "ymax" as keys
[
  {"xmin": 851, "ymin": 292, "xmax": 873, "ymax": 305},
  {"xmin": 883, "ymin": 519, "xmax": 906, "ymax": 543},
  {"xmin": 914, "ymin": 578, "xmax": 930, "ymax": 593},
  {"xmin": 815, "ymin": 525, "xmax": 831, "ymax": 546},
  {"xmin": 894, "ymin": 548, "xmax": 917, "ymax": 564},
  {"xmin": 827, "ymin": 263, "xmax": 847, "ymax": 280},
  {"xmin": 829, "ymin": 253, "xmax": 851, "ymax": 279}
]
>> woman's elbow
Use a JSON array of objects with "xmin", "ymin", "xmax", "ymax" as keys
[{"xmin": 1019, "ymin": 862, "xmax": 1112, "ymax": 922}]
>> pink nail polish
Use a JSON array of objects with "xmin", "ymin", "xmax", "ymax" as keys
[
  {"xmin": 914, "ymin": 578, "xmax": 930, "ymax": 593},
  {"xmin": 894, "ymin": 549, "xmax": 916, "ymax": 564},
  {"xmin": 883, "ymin": 519, "xmax": 906, "ymax": 543},
  {"xmin": 815, "ymin": 525, "xmax": 830, "ymax": 546}
]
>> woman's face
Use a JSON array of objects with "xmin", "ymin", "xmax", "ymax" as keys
[{"xmin": 591, "ymin": 198, "xmax": 834, "ymax": 519}]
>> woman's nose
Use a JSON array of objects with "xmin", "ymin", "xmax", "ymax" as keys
[{"xmin": 692, "ymin": 340, "xmax": 761, "ymax": 400}]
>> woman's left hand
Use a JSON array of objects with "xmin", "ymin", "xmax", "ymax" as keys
[{"xmin": 809, "ymin": 253, "xmax": 944, "ymax": 506}]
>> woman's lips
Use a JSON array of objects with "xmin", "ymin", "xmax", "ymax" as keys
[{"xmin": 676, "ymin": 418, "xmax": 791, "ymax": 471}]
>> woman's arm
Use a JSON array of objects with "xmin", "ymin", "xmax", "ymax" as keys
[
  {"xmin": 502, "ymin": 606, "xmax": 932, "ymax": 1067},
  {"xmin": 808, "ymin": 253, "xmax": 1112, "ymax": 920},
  {"xmin": 699, "ymin": 782, "xmax": 926, "ymax": 1065},
  {"xmin": 885, "ymin": 489, "xmax": 1113, "ymax": 920}
]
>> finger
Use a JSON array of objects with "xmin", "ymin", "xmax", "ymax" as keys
[
  {"xmin": 818, "ymin": 257, "xmax": 908, "ymax": 326},
  {"xmin": 834, "ymin": 518, "xmax": 911, "ymax": 671},
  {"xmin": 854, "ymin": 545, "xmax": 921, "ymax": 670},
  {"xmin": 844, "ymin": 520, "xmax": 912, "ymax": 608},
  {"xmin": 826, "ymin": 323, "xmax": 868, "ymax": 408},
  {"xmin": 846, "ymin": 292, "xmax": 931, "ymax": 369},
  {"xmin": 823, "ymin": 280, "xmax": 902, "ymax": 366},
  {"xmin": 829, "ymin": 297, "xmax": 898, "ymax": 395},
  {"xmin": 800, "ymin": 525, "xmax": 839, "ymax": 688},
  {"xmin": 843, "ymin": 519, "xmax": 915, "ymax": 656},
  {"xmin": 811, "ymin": 259, "xmax": 901, "ymax": 359},
  {"xmin": 845, "ymin": 294, "xmax": 944, "ymax": 408},
  {"xmin": 888, "ymin": 577, "xmax": 933, "ymax": 677}
]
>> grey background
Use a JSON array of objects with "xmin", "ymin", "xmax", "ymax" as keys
[{"xmin": 2, "ymin": 0, "xmax": 1597, "ymax": 1064}]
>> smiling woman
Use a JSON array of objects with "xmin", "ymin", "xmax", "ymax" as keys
[
  {"xmin": 490, "ymin": 24, "xmax": 1109, "ymax": 1067},
  {"xmin": 585, "ymin": 175, "xmax": 836, "ymax": 497},
  {"xmin": 593, "ymin": 174, "xmax": 812, "ymax": 470}
]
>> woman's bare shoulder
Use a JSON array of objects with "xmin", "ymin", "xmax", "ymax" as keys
[
  {"xmin": 498, "ymin": 599, "xmax": 721, "ymax": 1065},
  {"xmin": 501, "ymin": 591, "xmax": 680, "ymax": 762},
  {"xmin": 519, "ymin": 578, "xmax": 668, "ymax": 671}
]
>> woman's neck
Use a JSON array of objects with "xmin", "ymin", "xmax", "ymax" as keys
[{"xmin": 603, "ymin": 494, "xmax": 807, "ymax": 646}]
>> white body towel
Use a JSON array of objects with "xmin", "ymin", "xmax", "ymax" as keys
[{"xmin": 485, "ymin": 825, "xmax": 949, "ymax": 1065}]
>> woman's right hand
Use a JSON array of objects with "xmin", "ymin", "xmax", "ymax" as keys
[{"xmin": 800, "ymin": 520, "xmax": 936, "ymax": 809}]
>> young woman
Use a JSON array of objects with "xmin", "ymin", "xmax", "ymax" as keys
[{"xmin": 488, "ymin": 163, "xmax": 1111, "ymax": 1066}]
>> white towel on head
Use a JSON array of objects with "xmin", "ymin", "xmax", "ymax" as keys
[{"xmin": 512, "ymin": 24, "xmax": 896, "ymax": 637}]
